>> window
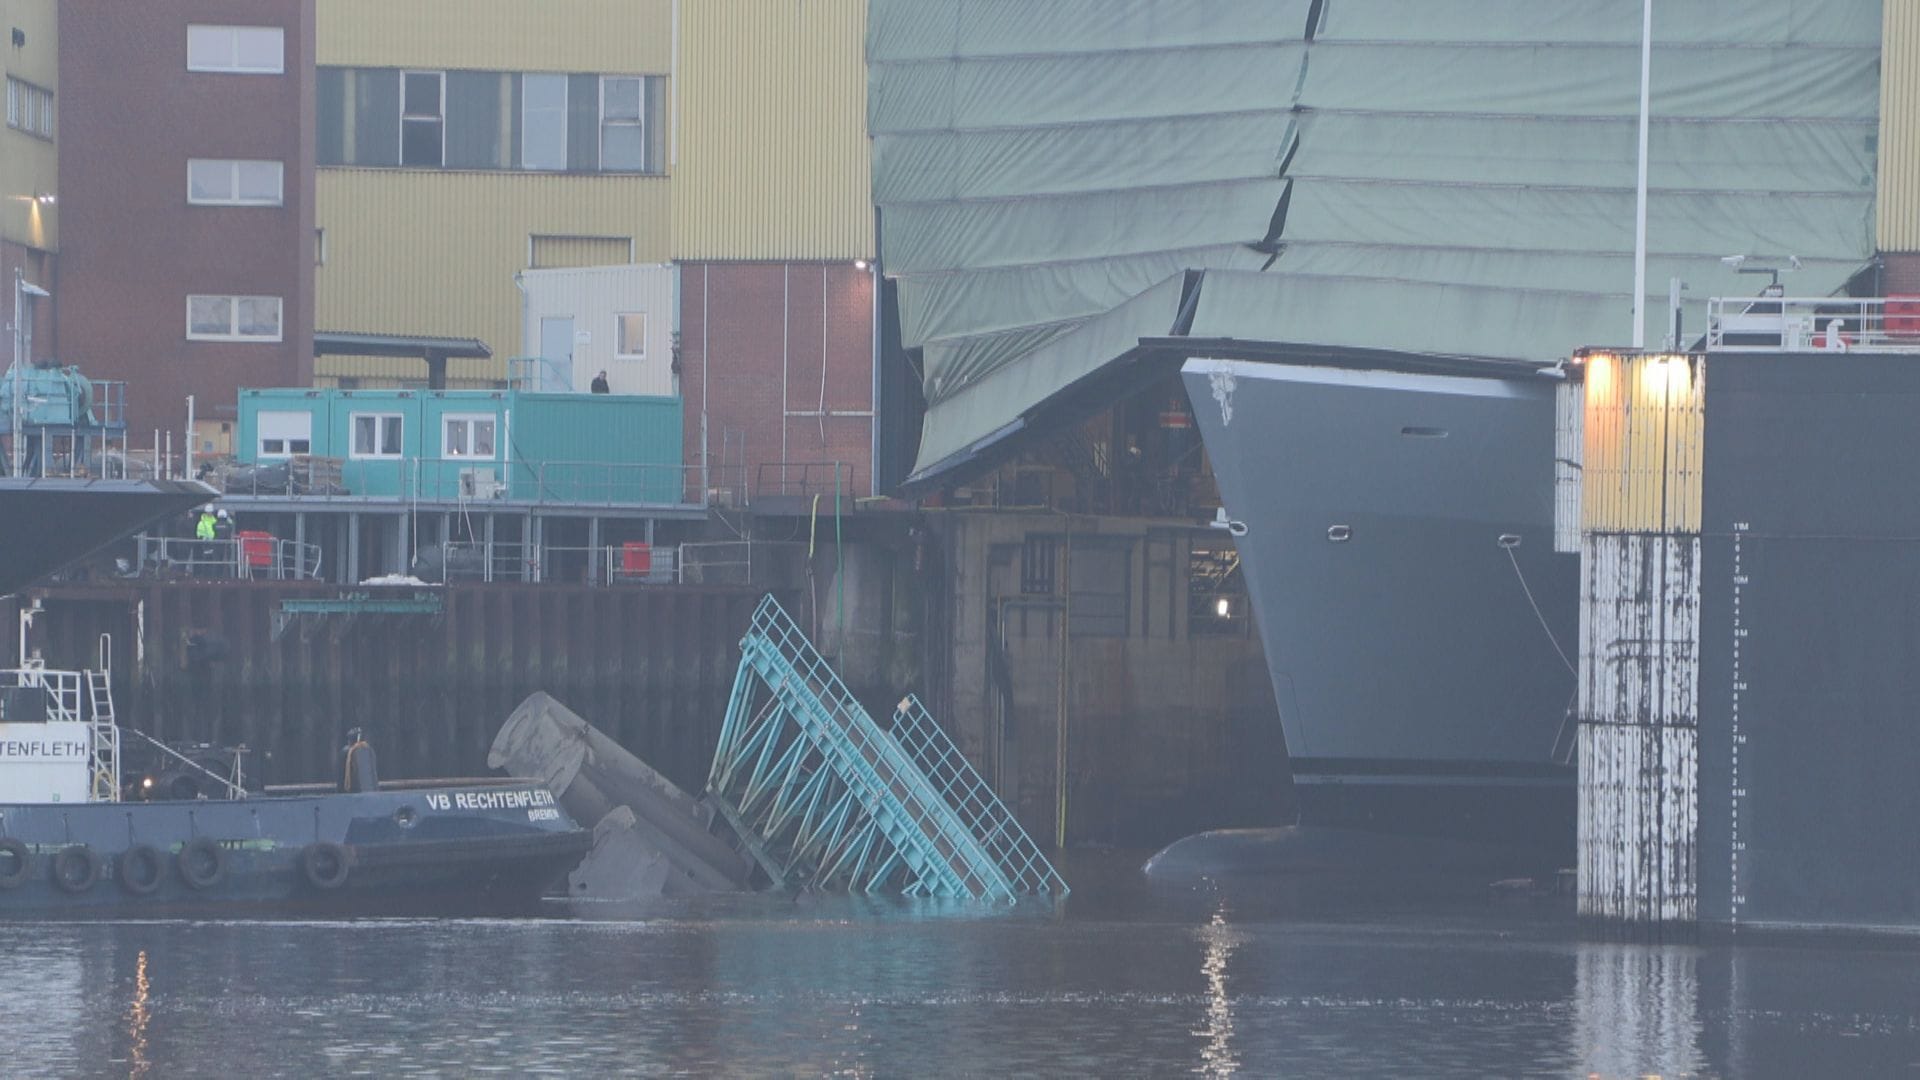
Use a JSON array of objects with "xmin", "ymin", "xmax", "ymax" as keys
[
  {"xmin": 187, "ymin": 25, "xmax": 285, "ymax": 74},
  {"xmin": 257, "ymin": 412, "xmax": 312, "ymax": 457},
  {"xmin": 442, "ymin": 414, "xmax": 497, "ymax": 458},
  {"xmin": 600, "ymin": 76, "xmax": 645, "ymax": 171},
  {"xmin": 521, "ymin": 73, "xmax": 567, "ymax": 171},
  {"xmin": 188, "ymin": 159, "xmax": 284, "ymax": 206},
  {"xmin": 1188, "ymin": 542, "xmax": 1248, "ymax": 637},
  {"xmin": 615, "ymin": 314, "xmax": 647, "ymax": 359},
  {"xmin": 401, "ymin": 71, "xmax": 445, "ymax": 167},
  {"xmin": 352, "ymin": 414, "xmax": 404, "ymax": 458},
  {"xmin": 187, "ymin": 295, "xmax": 283, "ymax": 342},
  {"xmin": 5, "ymin": 78, "xmax": 53, "ymax": 140}
]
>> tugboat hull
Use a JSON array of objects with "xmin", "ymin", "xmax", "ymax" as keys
[{"xmin": 0, "ymin": 786, "xmax": 590, "ymax": 917}]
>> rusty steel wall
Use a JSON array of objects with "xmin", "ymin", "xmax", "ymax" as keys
[
  {"xmin": 11, "ymin": 583, "xmax": 778, "ymax": 795},
  {"xmin": 1576, "ymin": 350, "xmax": 1706, "ymax": 926}
]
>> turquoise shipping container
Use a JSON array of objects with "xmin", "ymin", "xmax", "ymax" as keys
[{"xmin": 236, "ymin": 388, "xmax": 685, "ymax": 506}]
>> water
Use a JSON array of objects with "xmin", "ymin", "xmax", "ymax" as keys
[{"xmin": 11, "ymin": 853, "xmax": 1920, "ymax": 1078}]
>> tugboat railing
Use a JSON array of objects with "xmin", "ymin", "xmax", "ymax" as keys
[{"xmin": 0, "ymin": 666, "xmax": 82, "ymax": 723}]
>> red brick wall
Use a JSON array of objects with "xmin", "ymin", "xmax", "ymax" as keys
[
  {"xmin": 1883, "ymin": 253, "xmax": 1920, "ymax": 296},
  {"xmin": 0, "ymin": 241, "xmax": 55, "ymax": 365},
  {"xmin": 55, "ymin": 0, "xmax": 316, "ymax": 438},
  {"xmin": 680, "ymin": 262, "xmax": 876, "ymax": 500}
]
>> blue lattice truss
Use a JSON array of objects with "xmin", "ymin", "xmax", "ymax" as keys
[{"xmin": 706, "ymin": 596, "xmax": 1068, "ymax": 901}]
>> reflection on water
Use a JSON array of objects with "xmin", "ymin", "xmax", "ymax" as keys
[
  {"xmin": 1195, "ymin": 903, "xmax": 1240, "ymax": 1077},
  {"xmin": 1, "ymin": 857, "xmax": 1919, "ymax": 1076}
]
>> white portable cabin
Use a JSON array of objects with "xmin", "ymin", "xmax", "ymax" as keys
[{"xmin": 517, "ymin": 263, "xmax": 678, "ymax": 398}]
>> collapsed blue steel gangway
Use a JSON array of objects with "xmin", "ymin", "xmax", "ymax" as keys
[{"xmin": 706, "ymin": 596, "xmax": 1068, "ymax": 902}]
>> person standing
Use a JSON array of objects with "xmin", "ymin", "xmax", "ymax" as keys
[{"xmin": 590, "ymin": 370, "xmax": 610, "ymax": 394}]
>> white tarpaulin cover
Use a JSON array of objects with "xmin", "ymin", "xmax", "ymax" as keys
[{"xmin": 871, "ymin": 0, "xmax": 1882, "ymax": 478}]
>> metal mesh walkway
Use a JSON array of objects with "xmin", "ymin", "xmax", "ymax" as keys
[{"xmin": 706, "ymin": 595, "xmax": 1068, "ymax": 901}]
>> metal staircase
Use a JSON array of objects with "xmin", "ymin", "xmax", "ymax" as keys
[{"xmin": 706, "ymin": 596, "xmax": 1068, "ymax": 901}]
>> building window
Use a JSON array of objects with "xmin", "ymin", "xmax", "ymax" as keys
[
  {"xmin": 442, "ymin": 414, "xmax": 497, "ymax": 458},
  {"xmin": 352, "ymin": 413, "xmax": 404, "ymax": 458},
  {"xmin": 1188, "ymin": 541, "xmax": 1247, "ymax": 637},
  {"xmin": 521, "ymin": 73, "xmax": 567, "ymax": 171},
  {"xmin": 188, "ymin": 159, "xmax": 284, "ymax": 206},
  {"xmin": 615, "ymin": 314, "xmax": 647, "ymax": 359},
  {"xmin": 257, "ymin": 411, "xmax": 312, "ymax": 458},
  {"xmin": 187, "ymin": 25, "xmax": 285, "ymax": 74},
  {"xmin": 401, "ymin": 71, "xmax": 445, "ymax": 167},
  {"xmin": 187, "ymin": 295, "xmax": 283, "ymax": 342},
  {"xmin": 5, "ymin": 77, "xmax": 53, "ymax": 140},
  {"xmin": 600, "ymin": 76, "xmax": 645, "ymax": 171}
]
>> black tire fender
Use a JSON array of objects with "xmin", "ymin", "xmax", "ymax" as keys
[
  {"xmin": 0, "ymin": 838, "xmax": 31, "ymax": 889},
  {"xmin": 300, "ymin": 841, "xmax": 353, "ymax": 890},
  {"xmin": 177, "ymin": 837, "xmax": 227, "ymax": 890},
  {"xmin": 117, "ymin": 844, "xmax": 165, "ymax": 896},
  {"xmin": 52, "ymin": 845, "xmax": 101, "ymax": 894}
]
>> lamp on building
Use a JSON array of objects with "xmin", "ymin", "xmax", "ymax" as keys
[{"xmin": 853, "ymin": 259, "xmax": 869, "ymax": 271}]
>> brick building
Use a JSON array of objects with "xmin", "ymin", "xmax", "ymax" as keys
[{"xmin": 55, "ymin": 0, "xmax": 315, "ymax": 444}]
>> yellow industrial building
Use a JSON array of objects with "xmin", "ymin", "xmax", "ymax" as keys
[
  {"xmin": 1, "ymin": 0, "xmax": 58, "ymax": 349},
  {"xmin": 312, "ymin": 0, "xmax": 873, "ymax": 389}
]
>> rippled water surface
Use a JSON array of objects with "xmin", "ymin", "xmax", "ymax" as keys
[{"xmin": 9, "ymin": 853, "xmax": 1920, "ymax": 1077}]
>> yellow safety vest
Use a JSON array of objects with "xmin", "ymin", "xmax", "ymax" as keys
[{"xmin": 196, "ymin": 514, "xmax": 216, "ymax": 541}]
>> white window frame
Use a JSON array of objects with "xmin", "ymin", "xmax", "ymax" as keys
[
  {"xmin": 441, "ymin": 413, "xmax": 498, "ymax": 459},
  {"xmin": 257, "ymin": 411, "xmax": 313, "ymax": 458},
  {"xmin": 520, "ymin": 73, "xmax": 568, "ymax": 171},
  {"xmin": 188, "ymin": 159, "xmax": 285, "ymax": 207},
  {"xmin": 351, "ymin": 413, "xmax": 405, "ymax": 459},
  {"xmin": 186, "ymin": 295, "xmax": 283, "ymax": 343},
  {"xmin": 6, "ymin": 78, "xmax": 52, "ymax": 140},
  {"xmin": 614, "ymin": 313, "xmax": 647, "ymax": 359},
  {"xmin": 186, "ymin": 25, "xmax": 286, "ymax": 75},
  {"xmin": 599, "ymin": 76, "xmax": 646, "ymax": 173},
  {"xmin": 400, "ymin": 70, "xmax": 446, "ymax": 168}
]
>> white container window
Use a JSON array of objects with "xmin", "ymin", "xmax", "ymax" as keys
[
  {"xmin": 352, "ymin": 414, "xmax": 404, "ymax": 458},
  {"xmin": 615, "ymin": 313, "xmax": 646, "ymax": 359},
  {"xmin": 521, "ymin": 74, "xmax": 567, "ymax": 171},
  {"xmin": 442, "ymin": 414, "xmax": 497, "ymax": 458},
  {"xmin": 600, "ymin": 76, "xmax": 645, "ymax": 171},
  {"xmin": 5, "ymin": 77, "xmax": 53, "ymax": 140},
  {"xmin": 401, "ymin": 71, "xmax": 445, "ymax": 167},
  {"xmin": 187, "ymin": 295, "xmax": 283, "ymax": 342},
  {"xmin": 188, "ymin": 159, "xmax": 284, "ymax": 206},
  {"xmin": 187, "ymin": 25, "xmax": 285, "ymax": 74},
  {"xmin": 257, "ymin": 411, "xmax": 312, "ymax": 457}
]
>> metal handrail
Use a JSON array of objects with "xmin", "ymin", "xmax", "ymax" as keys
[{"xmin": 1706, "ymin": 295, "xmax": 1920, "ymax": 353}]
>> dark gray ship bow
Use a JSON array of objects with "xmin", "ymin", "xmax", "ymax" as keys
[{"xmin": 1183, "ymin": 357, "xmax": 1578, "ymax": 853}]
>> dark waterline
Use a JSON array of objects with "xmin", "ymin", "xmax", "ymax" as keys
[{"xmin": 11, "ymin": 851, "xmax": 1920, "ymax": 1078}]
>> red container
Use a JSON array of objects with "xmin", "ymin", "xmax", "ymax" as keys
[
  {"xmin": 620, "ymin": 541, "xmax": 652, "ymax": 576},
  {"xmin": 238, "ymin": 530, "xmax": 274, "ymax": 568}
]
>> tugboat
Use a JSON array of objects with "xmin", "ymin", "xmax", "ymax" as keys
[{"xmin": 0, "ymin": 368, "xmax": 590, "ymax": 916}]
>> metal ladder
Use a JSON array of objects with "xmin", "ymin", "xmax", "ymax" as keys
[
  {"xmin": 707, "ymin": 595, "xmax": 1066, "ymax": 901},
  {"xmin": 85, "ymin": 634, "xmax": 120, "ymax": 802}
]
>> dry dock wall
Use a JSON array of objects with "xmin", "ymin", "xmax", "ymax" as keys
[
  {"xmin": 11, "ymin": 584, "xmax": 774, "ymax": 794},
  {"xmin": 1696, "ymin": 353, "xmax": 1920, "ymax": 930}
]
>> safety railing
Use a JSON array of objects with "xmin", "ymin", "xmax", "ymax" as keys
[
  {"xmin": 132, "ymin": 536, "xmax": 324, "ymax": 581},
  {"xmin": 674, "ymin": 540, "xmax": 807, "ymax": 587},
  {"xmin": 0, "ymin": 666, "xmax": 83, "ymax": 723},
  {"xmin": 886, "ymin": 694, "xmax": 1071, "ymax": 897},
  {"xmin": 755, "ymin": 460, "xmax": 855, "ymax": 502},
  {"xmin": 212, "ymin": 456, "xmax": 735, "ymax": 509},
  {"xmin": 1706, "ymin": 295, "xmax": 1920, "ymax": 354}
]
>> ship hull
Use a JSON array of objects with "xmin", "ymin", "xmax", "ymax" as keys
[
  {"xmin": 0, "ymin": 477, "xmax": 211, "ymax": 597},
  {"xmin": 0, "ymin": 785, "xmax": 590, "ymax": 917},
  {"xmin": 1183, "ymin": 358, "xmax": 1578, "ymax": 852}
]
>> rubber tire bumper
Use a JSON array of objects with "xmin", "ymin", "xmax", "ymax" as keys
[
  {"xmin": 53, "ymin": 845, "xmax": 101, "ymax": 894},
  {"xmin": 176, "ymin": 837, "xmax": 228, "ymax": 890},
  {"xmin": 300, "ymin": 841, "xmax": 353, "ymax": 890},
  {"xmin": 0, "ymin": 838, "xmax": 31, "ymax": 889},
  {"xmin": 118, "ymin": 844, "xmax": 166, "ymax": 896}
]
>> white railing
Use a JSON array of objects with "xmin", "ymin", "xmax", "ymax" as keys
[
  {"xmin": 1706, "ymin": 296, "xmax": 1920, "ymax": 354},
  {"xmin": 133, "ymin": 536, "xmax": 324, "ymax": 581},
  {"xmin": 0, "ymin": 666, "xmax": 82, "ymax": 722}
]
